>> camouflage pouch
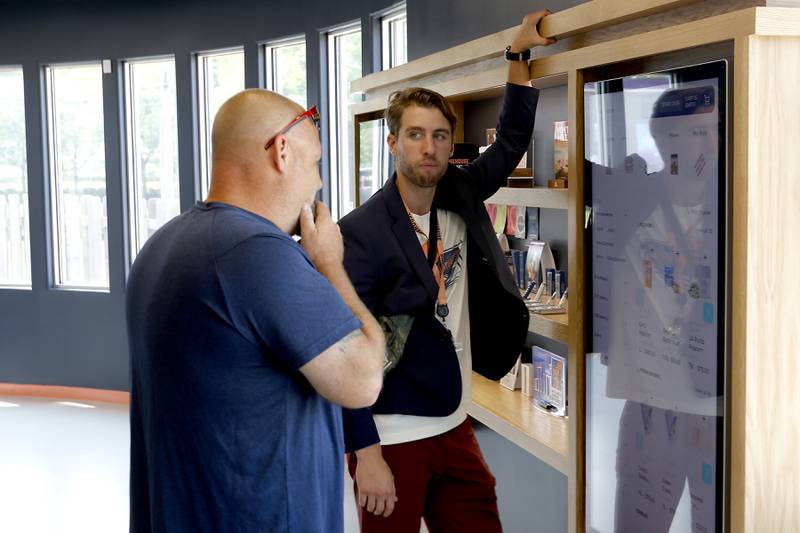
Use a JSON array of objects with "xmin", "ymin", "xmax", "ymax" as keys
[{"xmin": 377, "ymin": 314, "xmax": 415, "ymax": 375}]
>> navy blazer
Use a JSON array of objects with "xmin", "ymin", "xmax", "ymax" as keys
[{"xmin": 339, "ymin": 83, "xmax": 538, "ymax": 452}]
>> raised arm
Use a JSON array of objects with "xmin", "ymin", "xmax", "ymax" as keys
[
  {"xmin": 298, "ymin": 201, "xmax": 385, "ymax": 409},
  {"xmin": 454, "ymin": 10, "xmax": 555, "ymax": 200},
  {"xmin": 507, "ymin": 10, "xmax": 556, "ymax": 87}
]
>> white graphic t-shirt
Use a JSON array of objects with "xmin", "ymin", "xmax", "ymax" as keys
[{"xmin": 374, "ymin": 208, "xmax": 471, "ymax": 445}]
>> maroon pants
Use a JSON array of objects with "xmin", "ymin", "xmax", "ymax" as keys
[{"xmin": 347, "ymin": 418, "xmax": 502, "ymax": 533}]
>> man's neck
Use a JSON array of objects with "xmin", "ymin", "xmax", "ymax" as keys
[
  {"xmin": 396, "ymin": 173, "xmax": 436, "ymax": 215},
  {"xmin": 207, "ymin": 179, "xmax": 294, "ymax": 234}
]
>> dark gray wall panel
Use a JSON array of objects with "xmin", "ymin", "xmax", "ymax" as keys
[
  {"xmin": 406, "ymin": 0, "xmax": 583, "ymax": 60},
  {"xmin": 475, "ymin": 422, "xmax": 568, "ymax": 532}
]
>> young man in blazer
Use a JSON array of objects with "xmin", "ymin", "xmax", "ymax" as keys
[{"xmin": 338, "ymin": 10, "xmax": 555, "ymax": 532}]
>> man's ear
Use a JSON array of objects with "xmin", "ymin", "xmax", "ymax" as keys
[
  {"xmin": 387, "ymin": 133, "xmax": 397, "ymax": 156},
  {"xmin": 270, "ymin": 134, "xmax": 290, "ymax": 173},
  {"xmin": 449, "ymin": 142, "xmax": 455, "ymax": 156}
]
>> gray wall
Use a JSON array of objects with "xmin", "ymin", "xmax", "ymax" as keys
[{"xmin": 476, "ymin": 422, "xmax": 568, "ymax": 532}]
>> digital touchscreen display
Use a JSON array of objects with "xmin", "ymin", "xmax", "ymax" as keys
[{"xmin": 584, "ymin": 61, "xmax": 727, "ymax": 533}]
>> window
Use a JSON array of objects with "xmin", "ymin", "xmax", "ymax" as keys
[
  {"xmin": 381, "ymin": 4, "xmax": 407, "ymax": 70},
  {"xmin": 354, "ymin": 3, "xmax": 407, "ymax": 205},
  {"xmin": 327, "ymin": 24, "xmax": 362, "ymax": 219},
  {"xmin": 122, "ymin": 57, "xmax": 180, "ymax": 260},
  {"xmin": 0, "ymin": 67, "xmax": 31, "ymax": 289},
  {"xmin": 264, "ymin": 36, "xmax": 307, "ymax": 107},
  {"xmin": 44, "ymin": 63, "xmax": 108, "ymax": 290},
  {"xmin": 196, "ymin": 48, "xmax": 244, "ymax": 199},
  {"xmin": 358, "ymin": 117, "xmax": 391, "ymax": 206}
]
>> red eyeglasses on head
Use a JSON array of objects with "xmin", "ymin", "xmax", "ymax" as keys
[{"xmin": 264, "ymin": 105, "xmax": 320, "ymax": 151}]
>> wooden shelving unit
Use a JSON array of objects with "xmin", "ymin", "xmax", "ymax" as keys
[
  {"xmin": 486, "ymin": 186, "xmax": 568, "ymax": 209},
  {"xmin": 468, "ymin": 372, "xmax": 568, "ymax": 474},
  {"xmin": 489, "ymin": 183, "xmax": 570, "ymax": 345},
  {"xmin": 529, "ymin": 312, "xmax": 569, "ymax": 344},
  {"xmin": 351, "ymin": 2, "xmax": 800, "ymax": 531}
]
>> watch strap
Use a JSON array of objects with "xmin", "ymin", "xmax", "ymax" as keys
[{"xmin": 504, "ymin": 46, "xmax": 531, "ymax": 62}]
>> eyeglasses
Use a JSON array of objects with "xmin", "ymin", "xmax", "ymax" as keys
[{"xmin": 264, "ymin": 105, "xmax": 320, "ymax": 151}]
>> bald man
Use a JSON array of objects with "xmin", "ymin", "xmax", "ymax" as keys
[{"xmin": 126, "ymin": 89, "xmax": 385, "ymax": 533}]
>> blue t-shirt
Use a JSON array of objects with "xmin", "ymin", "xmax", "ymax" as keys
[{"xmin": 127, "ymin": 202, "xmax": 360, "ymax": 533}]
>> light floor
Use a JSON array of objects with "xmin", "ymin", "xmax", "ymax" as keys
[
  {"xmin": 0, "ymin": 396, "xmax": 129, "ymax": 532},
  {"xmin": 0, "ymin": 396, "xmax": 367, "ymax": 532}
]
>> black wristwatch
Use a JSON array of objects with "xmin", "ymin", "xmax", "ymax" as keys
[{"xmin": 504, "ymin": 46, "xmax": 531, "ymax": 62}]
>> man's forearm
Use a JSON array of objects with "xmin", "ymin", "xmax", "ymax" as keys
[
  {"xmin": 318, "ymin": 262, "xmax": 384, "ymax": 371},
  {"xmin": 507, "ymin": 56, "xmax": 532, "ymax": 86},
  {"xmin": 355, "ymin": 442, "xmax": 382, "ymax": 459}
]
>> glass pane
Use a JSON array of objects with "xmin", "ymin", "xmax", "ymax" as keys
[
  {"xmin": 329, "ymin": 28, "xmax": 362, "ymax": 218},
  {"xmin": 358, "ymin": 118, "xmax": 391, "ymax": 205},
  {"xmin": 125, "ymin": 58, "xmax": 180, "ymax": 259},
  {"xmin": 390, "ymin": 17, "xmax": 407, "ymax": 68},
  {"xmin": 270, "ymin": 41, "xmax": 307, "ymax": 107},
  {"xmin": 198, "ymin": 50, "xmax": 244, "ymax": 198},
  {"xmin": 0, "ymin": 67, "xmax": 31, "ymax": 287},
  {"xmin": 381, "ymin": 10, "xmax": 407, "ymax": 70},
  {"xmin": 47, "ymin": 63, "xmax": 108, "ymax": 289}
]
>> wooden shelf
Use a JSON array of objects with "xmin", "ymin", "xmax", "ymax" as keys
[
  {"xmin": 486, "ymin": 186, "xmax": 569, "ymax": 209},
  {"xmin": 469, "ymin": 372, "xmax": 568, "ymax": 474},
  {"xmin": 530, "ymin": 311, "xmax": 569, "ymax": 344},
  {"xmin": 349, "ymin": 0, "xmax": 708, "ymax": 95}
]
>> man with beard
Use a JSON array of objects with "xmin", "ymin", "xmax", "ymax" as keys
[{"xmin": 338, "ymin": 10, "xmax": 555, "ymax": 532}]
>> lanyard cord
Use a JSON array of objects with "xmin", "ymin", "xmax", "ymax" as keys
[{"xmin": 405, "ymin": 206, "xmax": 449, "ymax": 320}]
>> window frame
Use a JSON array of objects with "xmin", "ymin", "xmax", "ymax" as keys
[
  {"xmin": 262, "ymin": 34, "xmax": 308, "ymax": 107},
  {"xmin": 43, "ymin": 60, "xmax": 109, "ymax": 291},
  {"xmin": 121, "ymin": 55, "xmax": 180, "ymax": 263},
  {"xmin": 326, "ymin": 22, "xmax": 362, "ymax": 220},
  {"xmin": 0, "ymin": 65, "xmax": 32, "ymax": 290},
  {"xmin": 194, "ymin": 46, "xmax": 244, "ymax": 200},
  {"xmin": 380, "ymin": 3, "xmax": 407, "ymax": 70}
]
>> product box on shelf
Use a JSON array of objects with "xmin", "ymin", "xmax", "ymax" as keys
[
  {"xmin": 526, "ymin": 207, "xmax": 539, "ymax": 242},
  {"xmin": 553, "ymin": 121, "xmax": 569, "ymax": 181},
  {"xmin": 532, "ymin": 346, "xmax": 567, "ymax": 417},
  {"xmin": 449, "ymin": 143, "xmax": 479, "ymax": 167},
  {"xmin": 504, "ymin": 205, "xmax": 526, "ymax": 239}
]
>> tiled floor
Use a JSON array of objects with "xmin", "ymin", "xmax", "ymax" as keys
[{"xmin": 0, "ymin": 395, "xmax": 368, "ymax": 532}]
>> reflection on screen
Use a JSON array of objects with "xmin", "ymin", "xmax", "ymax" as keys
[{"xmin": 585, "ymin": 61, "xmax": 726, "ymax": 533}]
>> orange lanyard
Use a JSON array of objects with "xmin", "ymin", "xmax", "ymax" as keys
[{"xmin": 406, "ymin": 208, "xmax": 449, "ymax": 321}]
